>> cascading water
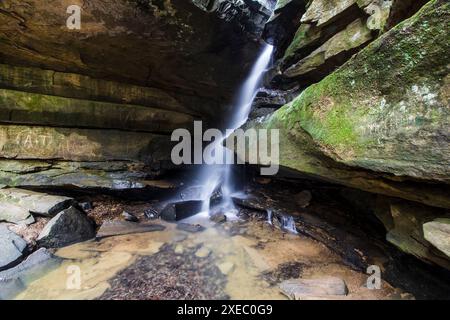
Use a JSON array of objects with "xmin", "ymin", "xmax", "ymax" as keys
[{"xmin": 197, "ymin": 43, "xmax": 274, "ymax": 215}]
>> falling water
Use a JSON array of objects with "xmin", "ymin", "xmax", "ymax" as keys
[
  {"xmin": 266, "ymin": 209, "xmax": 273, "ymax": 225},
  {"xmin": 280, "ymin": 215, "xmax": 298, "ymax": 234},
  {"xmin": 198, "ymin": 43, "xmax": 274, "ymax": 214}
]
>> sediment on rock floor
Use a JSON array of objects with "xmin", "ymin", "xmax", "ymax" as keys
[{"xmin": 0, "ymin": 0, "xmax": 449, "ymax": 300}]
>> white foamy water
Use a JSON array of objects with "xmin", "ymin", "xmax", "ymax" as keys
[{"xmin": 197, "ymin": 43, "xmax": 274, "ymax": 213}]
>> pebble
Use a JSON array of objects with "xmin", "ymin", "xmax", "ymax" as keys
[
  {"xmin": 217, "ymin": 262, "xmax": 234, "ymax": 275},
  {"xmin": 210, "ymin": 213, "xmax": 227, "ymax": 224},
  {"xmin": 122, "ymin": 211, "xmax": 139, "ymax": 222},
  {"xmin": 175, "ymin": 244, "xmax": 184, "ymax": 254},
  {"xmin": 173, "ymin": 234, "xmax": 188, "ymax": 242},
  {"xmin": 195, "ymin": 247, "xmax": 211, "ymax": 258}
]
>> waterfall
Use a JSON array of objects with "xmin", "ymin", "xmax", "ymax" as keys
[
  {"xmin": 280, "ymin": 215, "xmax": 298, "ymax": 234},
  {"xmin": 198, "ymin": 43, "xmax": 274, "ymax": 214}
]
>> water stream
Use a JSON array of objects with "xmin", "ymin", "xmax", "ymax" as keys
[{"xmin": 197, "ymin": 43, "xmax": 274, "ymax": 214}]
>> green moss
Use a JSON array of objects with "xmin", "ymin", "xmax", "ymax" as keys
[
  {"xmin": 274, "ymin": 72, "xmax": 369, "ymax": 156},
  {"xmin": 283, "ymin": 25, "xmax": 312, "ymax": 60},
  {"xmin": 271, "ymin": 0, "xmax": 449, "ymax": 161}
]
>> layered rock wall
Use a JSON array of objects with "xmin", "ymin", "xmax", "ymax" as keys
[
  {"xmin": 240, "ymin": 0, "xmax": 450, "ymax": 267},
  {"xmin": 0, "ymin": 0, "xmax": 268, "ymax": 189}
]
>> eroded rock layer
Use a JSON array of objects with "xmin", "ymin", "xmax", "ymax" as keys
[
  {"xmin": 240, "ymin": 0, "xmax": 450, "ymax": 267},
  {"xmin": 0, "ymin": 0, "xmax": 270, "ymax": 188}
]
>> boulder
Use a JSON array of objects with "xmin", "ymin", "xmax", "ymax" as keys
[
  {"xmin": 277, "ymin": 0, "xmax": 429, "ymax": 88},
  {"xmin": 284, "ymin": 18, "xmax": 372, "ymax": 78},
  {"xmin": 0, "ymin": 248, "xmax": 61, "ymax": 299},
  {"xmin": 0, "ymin": 188, "xmax": 72, "ymax": 217},
  {"xmin": 195, "ymin": 246, "xmax": 211, "ymax": 258},
  {"xmin": 237, "ymin": 0, "xmax": 450, "ymax": 209},
  {"xmin": 252, "ymin": 87, "xmax": 300, "ymax": 109},
  {"xmin": 279, "ymin": 277, "xmax": 348, "ymax": 299},
  {"xmin": 232, "ymin": 196, "xmax": 267, "ymax": 212},
  {"xmin": 96, "ymin": 220, "xmax": 165, "ymax": 239},
  {"xmin": 374, "ymin": 198, "xmax": 450, "ymax": 270},
  {"xmin": 301, "ymin": 0, "xmax": 357, "ymax": 27},
  {"xmin": 210, "ymin": 213, "xmax": 227, "ymax": 224},
  {"xmin": 0, "ymin": 202, "xmax": 34, "ymax": 225},
  {"xmin": 217, "ymin": 261, "xmax": 235, "ymax": 275},
  {"xmin": 160, "ymin": 200, "xmax": 203, "ymax": 222},
  {"xmin": 122, "ymin": 211, "xmax": 139, "ymax": 223},
  {"xmin": 0, "ymin": 225, "xmax": 27, "ymax": 271},
  {"xmin": 423, "ymin": 219, "xmax": 450, "ymax": 259},
  {"xmin": 176, "ymin": 223, "xmax": 206, "ymax": 233},
  {"xmin": 296, "ymin": 190, "xmax": 312, "ymax": 208},
  {"xmin": 37, "ymin": 206, "xmax": 96, "ymax": 248}
]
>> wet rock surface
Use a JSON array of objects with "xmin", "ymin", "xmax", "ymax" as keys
[
  {"xmin": 100, "ymin": 244, "xmax": 229, "ymax": 300},
  {"xmin": 10, "ymin": 181, "xmax": 450, "ymax": 301},
  {"xmin": 0, "ymin": 225, "xmax": 27, "ymax": 271},
  {"xmin": 121, "ymin": 211, "xmax": 139, "ymax": 223},
  {"xmin": 423, "ymin": 219, "xmax": 450, "ymax": 259},
  {"xmin": 176, "ymin": 223, "xmax": 206, "ymax": 233},
  {"xmin": 280, "ymin": 277, "xmax": 348, "ymax": 300},
  {"xmin": 96, "ymin": 220, "xmax": 166, "ymax": 239},
  {"xmin": 0, "ymin": 188, "xmax": 73, "ymax": 218},
  {"xmin": 37, "ymin": 206, "xmax": 95, "ymax": 248},
  {"xmin": 0, "ymin": 248, "xmax": 61, "ymax": 299},
  {"xmin": 241, "ymin": 0, "xmax": 450, "ymax": 210},
  {"xmin": 160, "ymin": 200, "xmax": 204, "ymax": 222}
]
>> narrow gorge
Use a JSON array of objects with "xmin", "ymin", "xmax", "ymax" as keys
[{"xmin": 0, "ymin": 0, "xmax": 449, "ymax": 301}]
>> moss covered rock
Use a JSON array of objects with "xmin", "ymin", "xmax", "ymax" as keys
[
  {"xmin": 278, "ymin": 0, "xmax": 450, "ymax": 181},
  {"xmin": 238, "ymin": 0, "xmax": 450, "ymax": 209},
  {"xmin": 0, "ymin": 88, "xmax": 193, "ymax": 133}
]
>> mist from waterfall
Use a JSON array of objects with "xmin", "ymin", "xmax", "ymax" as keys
[{"xmin": 198, "ymin": 43, "xmax": 274, "ymax": 214}]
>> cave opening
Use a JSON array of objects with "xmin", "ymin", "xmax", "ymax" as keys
[{"xmin": 0, "ymin": 0, "xmax": 449, "ymax": 302}]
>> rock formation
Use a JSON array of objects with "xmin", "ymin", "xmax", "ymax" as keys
[
  {"xmin": 239, "ymin": 0, "xmax": 450, "ymax": 267},
  {"xmin": 0, "ymin": 0, "xmax": 268, "ymax": 189},
  {"xmin": 0, "ymin": 0, "xmax": 449, "ymax": 282}
]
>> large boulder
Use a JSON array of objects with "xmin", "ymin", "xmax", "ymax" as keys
[
  {"xmin": 0, "ymin": 188, "xmax": 73, "ymax": 217},
  {"xmin": 160, "ymin": 200, "xmax": 203, "ymax": 221},
  {"xmin": 284, "ymin": 18, "xmax": 372, "ymax": 78},
  {"xmin": 237, "ymin": 0, "xmax": 450, "ymax": 209},
  {"xmin": 423, "ymin": 219, "xmax": 450, "ymax": 259},
  {"xmin": 0, "ymin": 225, "xmax": 27, "ymax": 270},
  {"xmin": 374, "ymin": 198, "xmax": 450, "ymax": 270},
  {"xmin": 0, "ymin": 202, "xmax": 34, "ymax": 225},
  {"xmin": 37, "ymin": 206, "xmax": 95, "ymax": 248}
]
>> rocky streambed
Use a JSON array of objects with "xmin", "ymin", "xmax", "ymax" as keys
[
  {"xmin": 0, "ymin": 0, "xmax": 449, "ymax": 302},
  {"xmin": 2, "ymin": 174, "xmax": 450, "ymax": 300}
]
